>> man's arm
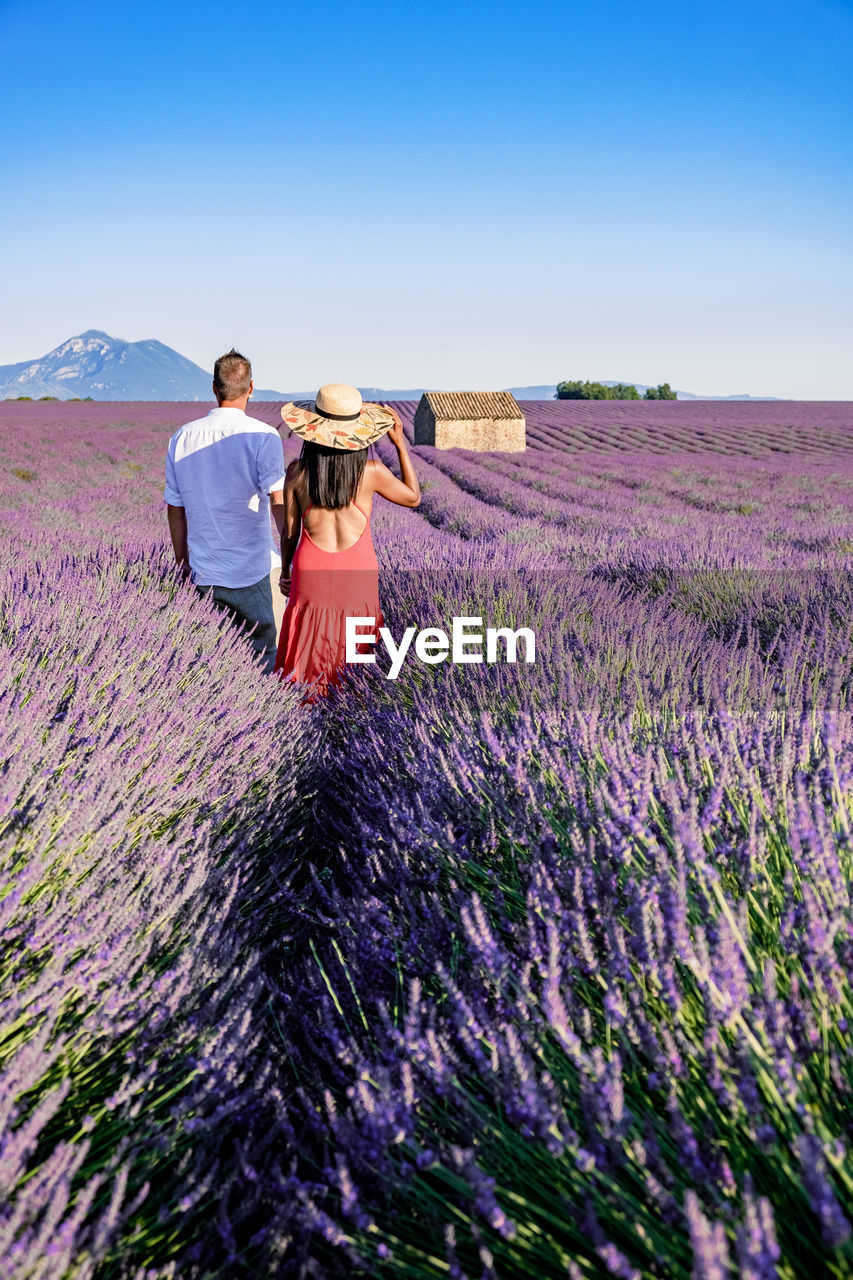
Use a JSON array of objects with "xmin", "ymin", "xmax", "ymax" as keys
[
  {"xmin": 270, "ymin": 488, "xmax": 286, "ymax": 542},
  {"xmin": 167, "ymin": 504, "xmax": 190, "ymax": 577},
  {"xmin": 164, "ymin": 441, "xmax": 191, "ymax": 577},
  {"xmin": 258, "ymin": 431, "xmax": 286, "ymax": 532}
]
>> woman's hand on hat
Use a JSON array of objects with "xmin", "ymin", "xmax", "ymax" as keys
[{"xmin": 383, "ymin": 404, "xmax": 405, "ymax": 448}]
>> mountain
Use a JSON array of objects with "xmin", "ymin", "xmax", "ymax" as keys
[
  {"xmin": 0, "ymin": 330, "xmax": 287, "ymax": 401},
  {"xmin": 0, "ymin": 332, "xmax": 779, "ymax": 402}
]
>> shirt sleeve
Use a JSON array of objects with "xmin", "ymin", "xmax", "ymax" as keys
[
  {"xmin": 164, "ymin": 442, "xmax": 184, "ymax": 506},
  {"xmin": 256, "ymin": 430, "xmax": 286, "ymax": 494}
]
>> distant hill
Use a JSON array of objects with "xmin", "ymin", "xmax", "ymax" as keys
[
  {"xmin": 357, "ymin": 386, "xmax": 552, "ymax": 401},
  {"xmin": 355, "ymin": 387, "xmax": 428, "ymax": 402},
  {"xmin": 508, "ymin": 383, "xmax": 780, "ymax": 402},
  {"xmin": 360, "ymin": 385, "xmax": 781, "ymax": 402},
  {"xmin": 674, "ymin": 389, "xmax": 780, "ymax": 401},
  {"xmin": 0, "ymin": 331, "xmax": 287, "ymax": 401},
  {"xmin": 362, "ymin": 384, "xmax": 781, "ymax": 402}
]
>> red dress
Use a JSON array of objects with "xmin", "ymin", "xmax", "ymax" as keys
[{"xmin": 274, "ymin": 499, "xmax": 382, "ymax": 695}]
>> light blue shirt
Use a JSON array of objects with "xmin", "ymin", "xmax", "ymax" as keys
[{"xmin": 164, "ymin": 407, "xmax": 286, "ymax": 588}]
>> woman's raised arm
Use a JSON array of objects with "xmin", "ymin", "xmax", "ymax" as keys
[{"xmin": 368, "ymin": 407, "xmax": 420, "ymax": 508}]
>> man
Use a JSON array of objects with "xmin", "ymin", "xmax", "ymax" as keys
[{"xmin": 165, "ymin": 348, "xmax": 285, "ymax": 674}]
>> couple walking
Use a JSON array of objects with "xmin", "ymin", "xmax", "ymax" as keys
[{"xmin": 164, "ymin": 349, "xmax": 420, "ymax": 692}]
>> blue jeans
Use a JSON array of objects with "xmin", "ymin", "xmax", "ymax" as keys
[{"xmin": 196, "ymin": 574, "xmax": 277, "ymax": 674}]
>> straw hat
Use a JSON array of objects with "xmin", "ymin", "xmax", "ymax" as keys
[{"xmin": 280, "ymin": 384, "xmax": 396, "ymax": 451}]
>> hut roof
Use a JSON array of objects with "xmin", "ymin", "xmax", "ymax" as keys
[{"xmin": 422, "ymin": 391, "xmax": 523, "ymax": 421}]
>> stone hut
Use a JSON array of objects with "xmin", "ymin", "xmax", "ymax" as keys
[{"xmin": 413, "ymin": 391, "xmax": 526, "ymax": 452}]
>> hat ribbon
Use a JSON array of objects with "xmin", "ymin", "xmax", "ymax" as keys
[{"xmin": 314, "ymin": 406, "xmax": 362, "ymax": 422}]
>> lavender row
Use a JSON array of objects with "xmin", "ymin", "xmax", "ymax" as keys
[
  {"xmin": 0, "ymin": 546, "xmax": 310, "ymax": 1277},
  {"xmin": 3, "ymin": 403, "xmax": 853, "ymax": 1277},
  {"xmin": 380, "ymin": 399, "xmax": 853, "ymax": 458},
  {"xmin": 256, "ymin": 562, "xmax": 853, "ymax": 1277},
  {"xmin": 5, "ymin": 398, "xmax": 850, "ymax": 469}
]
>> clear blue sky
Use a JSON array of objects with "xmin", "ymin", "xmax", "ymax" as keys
[{"xmin": 2, "ymin": 0, "xmax": 852, "ymax": 396}]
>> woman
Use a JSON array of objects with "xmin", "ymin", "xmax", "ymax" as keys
[{"xmin": 274, "ymin": 383, "xmax": 420, "ymax": 694}]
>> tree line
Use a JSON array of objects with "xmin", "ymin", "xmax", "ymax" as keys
[{"xmin": 555, "ymin": 381, "xmax": 677, "ymax": 400}]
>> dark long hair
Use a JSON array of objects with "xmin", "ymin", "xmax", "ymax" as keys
[{"xmin": 299, "ymin": 441, "xmax": 368, "ymax": 510}]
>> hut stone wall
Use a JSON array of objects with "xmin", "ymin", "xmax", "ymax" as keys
[{"xmin": 414, "ymin": 391, "xmax": 526, "ymax": 452}]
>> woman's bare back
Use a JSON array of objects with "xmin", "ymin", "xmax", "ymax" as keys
[
  {"xmin": 281, "ymin": 439, "xmax": 420, "ymax": 574},
  {"xmin": 293, "ymin": 468, "xmax": 374, "ymax": 554},
  {"xmin": 278, "ymin": 413, "xmax": 420, "ymax": 599}
]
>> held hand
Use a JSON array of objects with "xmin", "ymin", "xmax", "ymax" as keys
[
  {"xmin": 174, "ymin": 559, "xmax": 192, "ymax": 581},
  {"xmin": 383, "ymin": 404, "xmax": 405, "ymax": 448},
  {"xmin": 278, "ymin": 572, "xmax": 291, "ymax": 596}
]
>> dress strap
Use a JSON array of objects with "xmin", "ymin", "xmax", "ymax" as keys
[{"xmin": 303, "ymin": 501, "xmax": 313, "ymax": 516}]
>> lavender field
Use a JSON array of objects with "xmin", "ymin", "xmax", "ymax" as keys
[{"xmin": 2, "ymin": 399, "xmax": 853, "ymax": 1279}]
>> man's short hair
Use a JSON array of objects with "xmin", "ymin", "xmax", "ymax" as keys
[{"xmin": 213, "ymin": 348, "xmax": 252, "ymax": 401}]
